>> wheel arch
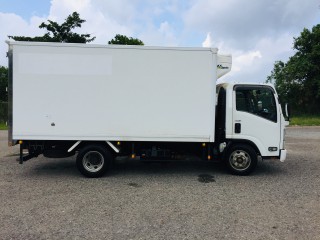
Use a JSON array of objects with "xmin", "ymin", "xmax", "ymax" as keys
[
  {"xmin": 73, "ymin": 141, "xmax": 118, "ymax": 155},
  {"xmin": 224, "ymin": 139, "xmax": 261, "ymax": 157}
]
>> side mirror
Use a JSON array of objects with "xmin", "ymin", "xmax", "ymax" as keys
[{"xmin": 284, "ymin": 103, "xmax": 291, "ymax": 121}]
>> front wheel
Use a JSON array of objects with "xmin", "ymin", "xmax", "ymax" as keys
[
  {"xmin": 225, "ymin": 144, "xmax": 258, "ymax": 176},
  {"xmin": 76, "ymin": 144, "xmax": 113, "ymax": 178}
]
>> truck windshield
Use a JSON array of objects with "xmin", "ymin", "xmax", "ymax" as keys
[{"xmin": 235, "ymin": 86, "xmax": 277, "ymax": 122}]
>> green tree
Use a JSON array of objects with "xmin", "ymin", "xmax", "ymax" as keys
[
  {"xmin": 8, "ymin": 12, "xmax": 95, "ymax": 43},
  {"xmin": 267, "ymin": 25, "xmax": 320, "ymax": 114},
  {"xmin": 108, "ymin": 34, "xmax": 144, "ymax": 45},
  {"xmin": 0, "ymin": 66, "xmax": 8, "ymax": 102}
]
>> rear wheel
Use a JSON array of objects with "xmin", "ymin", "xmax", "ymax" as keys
[
  {"xmin": 225, "ymin": 144, "xmax": 257, "ymax": 175},
  {"xmin": 76, "ymin": 144, "xmax": 113, "ymax": 178}
]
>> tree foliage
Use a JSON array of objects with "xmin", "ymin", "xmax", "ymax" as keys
[
  {"xmin": 8, "ymin": 12, "xmax": 95, "ymax": 43},
  {"xmin": 267, "ymin": 25, "xmax": 320, "ymax": 114},
  {"xmin": 108, "ymin": 34, "xmax": 144, "ymax": 45},
  {"xmin": 0, "ymin": 66, "xmax": 8, "ymax": 102}
]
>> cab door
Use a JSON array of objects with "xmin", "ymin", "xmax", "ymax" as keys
[{"xmin": 232, "ymin": 85, "xmax": 281, "ymax": 157}]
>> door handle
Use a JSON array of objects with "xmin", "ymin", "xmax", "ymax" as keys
[{"xmin": 235, "ymin": 123, "xmax": 241, "ymax": 133}]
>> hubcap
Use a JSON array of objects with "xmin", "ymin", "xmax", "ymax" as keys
[
  {"xmin": 82, "ymin": 151, "xmax": 104, "ymax": 173},
  {"xmin": 229, "ymin": 150, "xmax": 251, "ymax": 171}
]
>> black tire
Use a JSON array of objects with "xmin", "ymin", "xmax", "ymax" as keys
[
  {"xmin": 225, "ymin": 144, "xmax": 257, "ymax": 176},
  {"xmin": 76, "ymin": 144, "xmax": 113, "ymax": 178}
]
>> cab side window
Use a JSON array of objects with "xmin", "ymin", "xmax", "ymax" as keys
[{"xmin": 236, "ymin": 87, "xmax": 277, "ymax": 122}]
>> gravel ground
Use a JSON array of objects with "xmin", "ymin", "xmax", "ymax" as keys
[{"xmin": 0, "ymin": 127, "xmax": 319, "ymax": 240}]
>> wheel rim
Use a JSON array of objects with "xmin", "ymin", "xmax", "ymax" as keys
[
  {"xmin": 82, "ymin": 151, "xmax": 104, "ymax": 173},
  {"xmin": 229, "ymin": 149, "xmax": 251, "ymax": 171}
]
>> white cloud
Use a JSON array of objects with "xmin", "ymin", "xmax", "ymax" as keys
[
  {"xmin": 204, "ymin": 32, "xmax": 294, "ymax": 83},
  {"xmin": 0, "ymin": 13, "xmax": 46, "ymax": 66},
  {"xmin": 202, "ymin": 33, "xmax": 264, "ymax": 82},
  {"xmin": 202, "ymin": 32, "xmax": 213, "ymax": 47},
  {"xmin": 138, "ymin": 20, "xmax": 179, "ymax": 46},
  {"xmin": 202, "ymin": 32, "xmax": 227, "ymax": 51},
  {"xmin": 158, "ymin": 21, "xmax": 178, "ymax": 45},
  {"xmin": 184, "ymin": 0, "xmax": 319, "ymax": 49},
  {"xmin": 48, "ymin": 0, "xmax": 135, "ymax": 43},
  {"xmin": 233, "ymin": 50, "xmax": 262, "ymax": 72},
  {"xmin": 49, "ymin": 0, "xmax": 89, "ymax": 18},
  {"xmin": 255, "ymin": 34, "xmax": 293, "ymax": 59}
]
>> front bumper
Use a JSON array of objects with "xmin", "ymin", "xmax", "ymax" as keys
[{"xmin": 280, "ymin": 149, "xmax": 287, "ymax": 162}]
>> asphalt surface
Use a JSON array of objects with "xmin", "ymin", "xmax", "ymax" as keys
[{"xmin": 0, "ymin": 127, "xmax": 319, "ymax": 240}]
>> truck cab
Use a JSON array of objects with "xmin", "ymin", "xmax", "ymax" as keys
[{"xmin": 215, "ymin": 82, "xmax": 288, "ymax": 175}]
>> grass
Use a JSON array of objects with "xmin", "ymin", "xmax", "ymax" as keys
[
  {"xmin": 290, "ymin": 115, "xmax": 320, "ymax": 126},
  {"xmin": 0, "ymin": 122, "xmax": 8, "ymax": 130}
]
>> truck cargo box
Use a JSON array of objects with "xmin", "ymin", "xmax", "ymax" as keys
[{"xmin": 7, "ymin": 41, "xmax": 230, "ymax": 143}]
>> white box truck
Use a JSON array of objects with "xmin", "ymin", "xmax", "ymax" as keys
[{"xmin": 6, "ymin": 41, "xmax": 288, "ymax": 177}]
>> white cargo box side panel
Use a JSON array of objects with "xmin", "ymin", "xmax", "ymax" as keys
[{"xmin": 11, "ymin": 42, "xmax": 217, "ymax": 142}]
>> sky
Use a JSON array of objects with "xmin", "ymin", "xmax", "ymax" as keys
[{"xmin": 0, "ymin": 0, "xmax": 319, "ymax": 83}]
